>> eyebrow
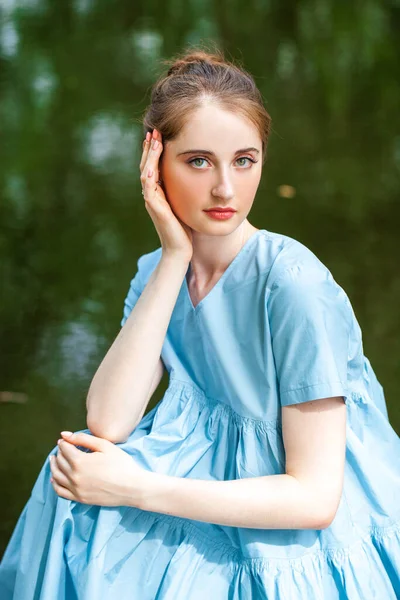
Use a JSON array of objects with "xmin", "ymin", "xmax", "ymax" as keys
[{"xmin": 177, "ymin": 147, "xmax": 260, "ymax": 157}]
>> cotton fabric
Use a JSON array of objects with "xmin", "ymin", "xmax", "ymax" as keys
[{"xmin": 1, "ymin": 228, "xmax": 399, "ymax": 599}]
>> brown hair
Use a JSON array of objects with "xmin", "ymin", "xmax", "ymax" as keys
[{"xmin": 142, "ymin": 45, "xmax": 272, "ymax": 164}]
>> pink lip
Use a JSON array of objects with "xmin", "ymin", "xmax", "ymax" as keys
[
  {"xmin": 204, "ymin": 208, "xmax": 236, "ymax": 212},
  {"xmin": 204, "ymin": 209, "xmax": 236, "ymax": 221}
]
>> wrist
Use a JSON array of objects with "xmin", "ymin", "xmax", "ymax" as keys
[
  {"xmin": 157, "ymin": 253, "xmax": 190, "ymax": 284},
  {"xmin": 136, "ymin": 470, "xmax": 175, "ymax": 513},
  {"xmin": 161, "ymin": 250, "xmax": 191, "ymax": 268}
]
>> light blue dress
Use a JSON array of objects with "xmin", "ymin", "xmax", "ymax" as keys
[{"xmin": 1, "ymin": 228, "xmax": 399, "ymax": 599}]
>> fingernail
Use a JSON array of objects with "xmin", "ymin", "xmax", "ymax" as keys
[
  {"xmin": 146, "ymin": 132, "xmax": 150, "ymax": 141},
  {"xmin": 61, "ymin": 431, "xmax": 73, "ymax": 436},
  {"xmin": 153, "ymin": 140, "xmax": 159, "ymax": 150},
  {"xmin": 57, "ymin": 439, "xmax": 62, "ymax": 444}
]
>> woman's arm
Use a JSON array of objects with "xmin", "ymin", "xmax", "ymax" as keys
[
  {"xmin": 134, "ymin": 356, "xmax": 166, "ymax": 427},
  {"xmin": 134, "ymin": 396, "xmax": 347, "ymax": 529},
  {"xmin": 86, "ymin": 128, "xmax": 192, "ymax": 444},
  {"xmin": 86, "ymin": 252, "xmax": 189, "ymax": 444}
]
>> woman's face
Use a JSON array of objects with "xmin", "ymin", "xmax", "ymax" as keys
[{"xmin": 159, "ymin": 103, "xmax": 263, "ymax": 234}]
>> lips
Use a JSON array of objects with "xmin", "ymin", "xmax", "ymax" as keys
[{"xmin": 204, "ymin": 208, "xmax": 236, "ymax": 212}]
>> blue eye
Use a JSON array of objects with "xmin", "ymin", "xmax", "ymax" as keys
[
  {"xmin": 236, "ymin": 157, "xmax": 255, "ymax": 167},
  {"xmin": 189, "ymin": 158, "xmax": 208, "ymax": 168},
  {"xmin": 188, "ymin": 156, "xmax": 257, "ymax": 169}
]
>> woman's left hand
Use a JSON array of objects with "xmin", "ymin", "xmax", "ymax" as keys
[{"xmin": 49, "ymin": 431, "xmax": 151, "ymax": 507}]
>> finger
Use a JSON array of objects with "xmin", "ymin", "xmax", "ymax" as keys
[
  {"xmin": 60, "ymin": 431, "xmax": 110, "ymax": 452},
  {"xmin": 139, "ymin": 132, "xmax": 151, "ymax": 173},
  {"xmin": 57, "ymin": 438, "xmax": 86, "ymax": 465},
  {"xmin": 147, "ymin": 133, "xmax": 163, "ymax": 173},
  {"xmin": 155, "ymin": 129, "xmax": 164, "ymax": 146},
  {"xmin": 50, "ymin": 455, "xmax": 72, "ymax": 489},
  {"xmin": 55, "ymin": 447, "xmax": 73, "ymax": 475},
  {"xmin": 141, "ymin": 134, "xmax": 157, "ymax": 185},
  {"xmin": 143, "ymin": 165, "xmax": 157, "ymax": 199},
  {"xmin": 142, "ymin": 130, "xmax": 163, "ymax": 183},
  {"xmin": 141, "ymin": 131, "xmax": 154, "ymax": 170},
  {"xmin": 140, "ymin": 136, "xmax": 155, "ymax": 191},
  {"xmin": 51, "ymin": 478, "xmax": 76, "ymax": 501},
  {"xmin": 143, "ymin": 142, "xmax": 163, "ymax": 198},
  {"xmin": 139, "ymin": 134, "xmax": 151, "ymax": 175}
]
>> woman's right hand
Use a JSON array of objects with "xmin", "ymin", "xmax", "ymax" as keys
[{"xmin": 140, "ymin": 129, "xmax": 193, "ymax": 262}]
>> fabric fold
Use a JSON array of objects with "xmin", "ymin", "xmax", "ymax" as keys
[
  {"xmin": 1, "ymin": 379, "xmax": 400, "ymax": 599},
  {"xmin": 1, "ymin": 229, "xmax": 399, "ymax": 598}
]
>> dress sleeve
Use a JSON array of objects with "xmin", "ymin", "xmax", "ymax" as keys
[
  {"xmin": 267, "ymin": 264, "xmax": 351, "ymax": 406},
  {"xmin": 120, "ymin": 247, "xmax": 163, "ymax": 327}
]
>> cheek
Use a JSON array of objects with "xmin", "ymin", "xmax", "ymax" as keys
[
  {"xmin": 163, "ymin": 163, "xmax": 261, "ymax": 208},
  {"xmin": 236, "ymin": 170, "xmax": 261, "ymax": 198},
  {"xmin": 165, "ymin": 167, "xmax": 206, "ymax": 203}
]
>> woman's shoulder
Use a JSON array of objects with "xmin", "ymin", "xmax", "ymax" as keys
[
  {"xmin": 261, "ymin": 230, "xmax": 355, "ymax": 328},
  {"xmin": 258, "ymin": 229, "xmax": 330, "ymax": 286},
  {"xmin": 135, "ymin": 231, "xmax": 333, "ymax": 290}
]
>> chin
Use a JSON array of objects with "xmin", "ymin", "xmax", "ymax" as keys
[{"xmin": 187, "ymin": 215, "xmax": 245, "ymax": 236}]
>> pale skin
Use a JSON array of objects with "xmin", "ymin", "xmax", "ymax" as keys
[{"xmin": 50, "ymin": 100, "xmax": 347, "ymax": 530}]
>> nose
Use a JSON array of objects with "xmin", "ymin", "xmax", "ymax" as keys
[{"xmin": 211, "ymin": 168, "xmax": 234, "ymax": 200}]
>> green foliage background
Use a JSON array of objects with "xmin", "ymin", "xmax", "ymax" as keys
[{"xmin": 1, "ymin": 0, "xmax": 399, "ymax": 555}]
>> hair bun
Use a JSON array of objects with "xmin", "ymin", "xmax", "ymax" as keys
[{"xmin": 166, "ymin": 50, "xmax": 226, "ymax": 76}]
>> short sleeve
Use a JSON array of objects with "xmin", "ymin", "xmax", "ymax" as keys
[{"xmin": 267, "ymin": 265, "xmax": 351, "ymax": 406}]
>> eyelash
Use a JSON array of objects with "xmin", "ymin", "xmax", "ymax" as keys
[{"xmin": 187, "ymin": 156, "xmax": 258, "ymax": 169}]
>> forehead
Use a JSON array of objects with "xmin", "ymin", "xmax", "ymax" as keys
[{"xmin": 174, "ymin": 102, "xmax": 261, "ymax": 149}]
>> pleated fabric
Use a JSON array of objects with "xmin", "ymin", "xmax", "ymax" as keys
[{"xmin": 1, "ymin": 229, "xmax": 399, "ymax": 599}]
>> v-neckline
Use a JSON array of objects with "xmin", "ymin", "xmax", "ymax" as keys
[{"xmin": 183, "ymin": 229, "xmax": 264, "ymax": 314}]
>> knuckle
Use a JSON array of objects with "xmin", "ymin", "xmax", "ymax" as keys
[
  {"xmin": 76, "ymin": 489, "xmax": 86, "ymax": 503},
  {"xmin": 72, "ymin": 455, "xmax": 82, "ymax": 469},
  {"xmin": 71, "ymin": 470, "xmax": 81, "ymax": 487}
]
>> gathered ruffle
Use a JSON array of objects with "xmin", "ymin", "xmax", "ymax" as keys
[
  {"xmin": 1, "ymin": 482, "xmax": 399, "ymax": 599},
  {"xmin": 120, "ymin": 377, "xmax": 286, "ymax": 480},
  {"xmin": 1, "ymin": 377, "xmax": 399, "ymax": 599}
]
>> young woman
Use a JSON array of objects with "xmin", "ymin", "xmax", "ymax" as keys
[{"xmin": 1, "ymin": 48, "xmax": 399, "ymax": 599}]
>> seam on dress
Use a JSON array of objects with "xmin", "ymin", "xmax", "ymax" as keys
[
  {"xmin": 281, "ymin": 380, "xmax": 346, "ymax": 395},
  {"xmin": 135, "ymin": 508, "xmax": 400, "ymax": 572},
  {"xmin": 264, "ymin": 238, "xmax": 299, "ymax": 293},
  {"xmin": 168, "ymin": 377, "xmax": 281, "ymax": 432}
]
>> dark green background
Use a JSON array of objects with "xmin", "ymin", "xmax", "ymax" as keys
[{"xmin": 1, "ymin": 0, "xmax": 399, "ymax": 556}]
